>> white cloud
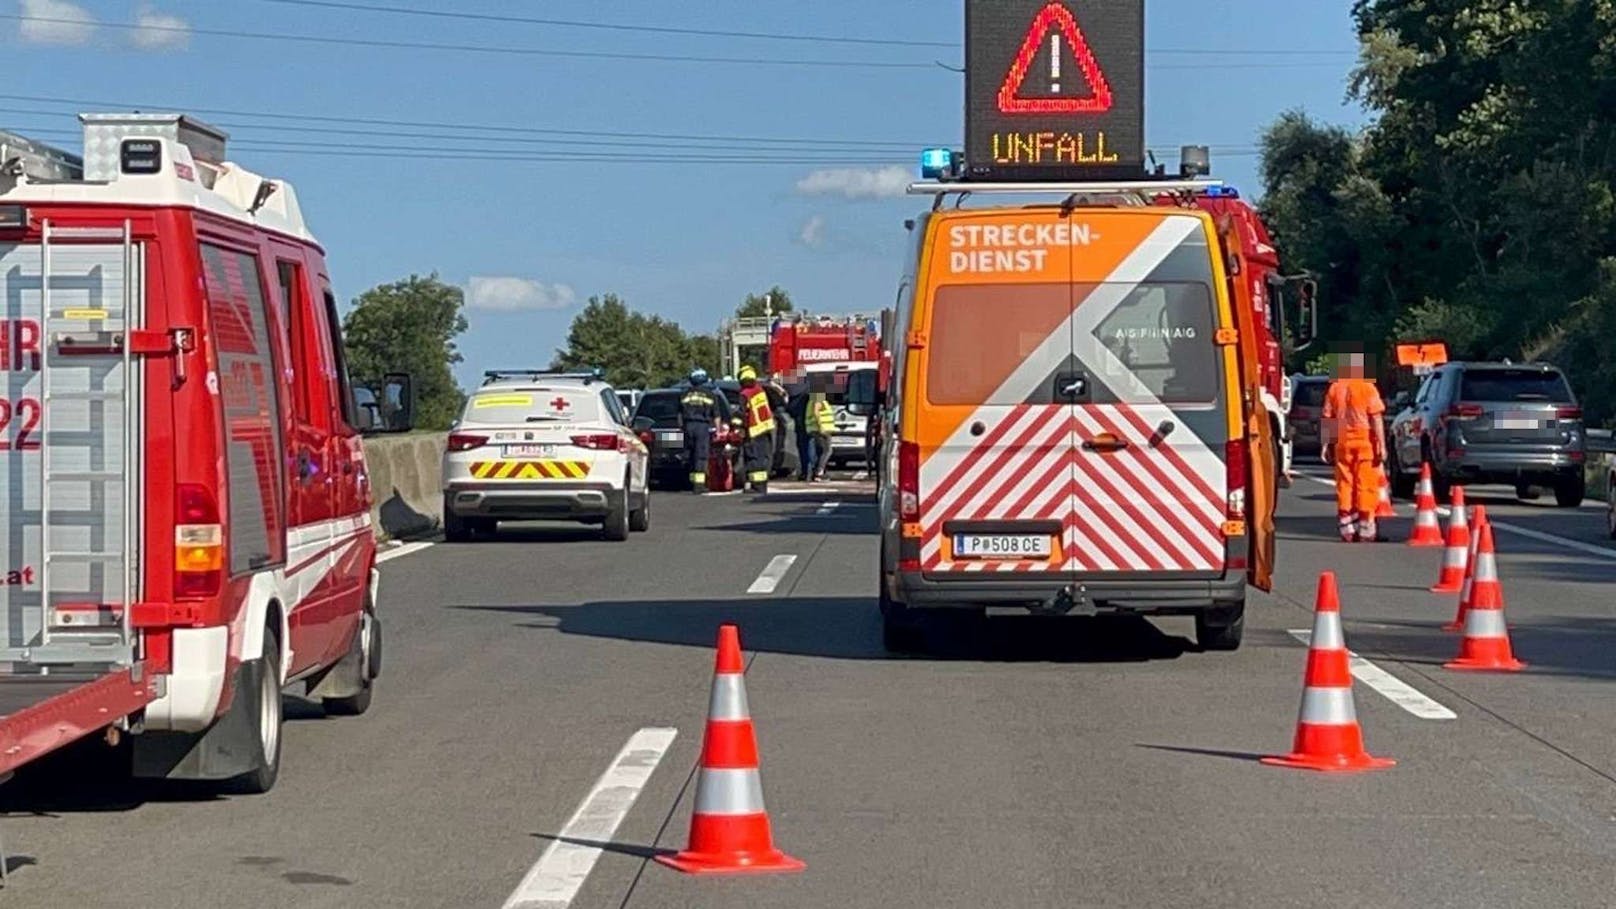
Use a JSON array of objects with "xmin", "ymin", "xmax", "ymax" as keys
[
  {"xmin": 131, "ymin": 6, "xmax": 191, "ymax": 50},
  {"xmin": 19, "ymin": 0, "xmax": 96, "ymax": 46},
  {"xmin": 796, "ymin": 215, "xmax": 827, "ymax": 249},
  {"xmin": 794, "ymin": 165, "xmax": 910, "ymax": 200},
  {"xmin": 466, "ymin": 277, "xmax": 577, "ymax": 313}
]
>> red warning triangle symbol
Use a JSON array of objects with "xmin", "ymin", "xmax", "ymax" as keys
[{"xmin": 997, "ymin": 2, "xmax": 1114, "ymax": 115}]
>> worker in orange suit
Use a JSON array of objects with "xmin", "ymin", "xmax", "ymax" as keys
[{"xmin": 1320, "ymin": 350, "xmax": 1387, "ymax": 542}]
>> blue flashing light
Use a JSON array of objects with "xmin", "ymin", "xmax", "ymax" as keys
[
  {"xmin": 920, "ymin": 147, "xmax": 954, "ymax": 179},
  {"xmin": 1202, "ymin": 185, "xmax": 1240, "ymax": 199}
]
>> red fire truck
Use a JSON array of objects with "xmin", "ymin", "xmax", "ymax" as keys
[
  {"xmin": 1160, "ymin": 186, "xmax": 1316, "ymax": 489},
  {"xmin": 769, "ymin": 313, "xmax": 890, "ymax": 469},
  {"xmin": 0, "ymin": 114, "xmax": 410, "ymax": 794}
]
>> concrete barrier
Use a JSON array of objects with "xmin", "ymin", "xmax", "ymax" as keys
[{"xmin": 362, "ymin": 433, "xmax": 446, "ymax": 541}]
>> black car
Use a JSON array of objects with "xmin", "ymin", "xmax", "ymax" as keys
[
  {"xmin": 1388, "ymin": 361, "xmax": 1587, "ymax": 505},
  {"xmin": 712, "ymin": 379, "xmax": 801, "ymax": 480},
  {"xmin": 632, "ymin": 387, "xmax": 740, "ymax": 487}
]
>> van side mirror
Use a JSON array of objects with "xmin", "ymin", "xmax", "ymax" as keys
[{"xmin": 845, "ymin": 370, "xmax": 882, "ymax": 416}]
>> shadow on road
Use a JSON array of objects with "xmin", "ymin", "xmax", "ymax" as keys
[
  {"xmin": 453, "ymin": 596, "xmax": 1199, "ymax": 664},
  {"xmin": 531, "ymin": 833, "xmax": 670, "ymax": 861}
]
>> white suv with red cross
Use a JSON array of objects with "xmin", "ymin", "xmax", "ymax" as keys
[{"xmin": 441, "ymin": 371, "xmax": 651, "ymax": 541}]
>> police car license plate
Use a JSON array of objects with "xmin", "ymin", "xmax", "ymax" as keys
[
  {"xmin": 953, "ymin": 534, "xmax": 1052, "ymax": 560},
  {"xmin": 504, "ymin": 444, "xmax": 557, "ymax": 457}
]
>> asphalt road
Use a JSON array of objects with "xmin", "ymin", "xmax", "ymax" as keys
[{"xmin": 4, "ymin": 472, "xmax": 1616, "ymax": 908}]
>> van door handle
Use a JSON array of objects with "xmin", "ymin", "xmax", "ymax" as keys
[
  {"xmin": 1082, "ymin": 434, "xmax": 1130, "ymax": 452},
  {"xmin": 1149, "ymin": 420, "xmax": 1175, "ymax": 447}
]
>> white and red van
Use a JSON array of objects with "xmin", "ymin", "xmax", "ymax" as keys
[{"xmin": 0, "ymin": 114, "xmax": 412, "ymax": 791}]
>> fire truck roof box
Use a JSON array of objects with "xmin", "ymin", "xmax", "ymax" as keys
[{"xmin": 79, "ymin": 112, "xmax": 228, "ymax": 181}]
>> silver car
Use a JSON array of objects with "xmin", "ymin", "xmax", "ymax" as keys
[{"xmin": 441, "ymin": 371, "xmax": 651, "ymax": 541}]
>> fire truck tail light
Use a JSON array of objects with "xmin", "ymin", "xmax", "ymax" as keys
[{"xmin": 175, "ymin": 484, "xmax": 223, "ymax": 599}]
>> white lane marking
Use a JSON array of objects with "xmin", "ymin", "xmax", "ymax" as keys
[
  {"xmin": 376, "ymin": 541, "xmax": 433, "ymax": 564},
  {"xmin": 815, "ymin": 501, "xmax": 841, "ymax": 516},
  {"xmin": 1288, "ymin": 629, "xmax": 1456, "ymax": 720},
  {"xmin": 747, "ymin": 554, "xmax": 798, "ymax": 594},
  {"xmin": 501, "ymin": 727, "xmax": 678, "ymax": 909},
  {"xmin": 1296, "ymin": 472, "xmax": 1616, "ymax": 561}
]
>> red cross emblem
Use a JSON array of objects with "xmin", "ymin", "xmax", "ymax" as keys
[{"xmin": 550, "ymin": 396, "xmax": 569, "ymax": 410}]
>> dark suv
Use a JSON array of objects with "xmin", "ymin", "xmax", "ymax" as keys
[
  {"xmin": 1287, "ymin": 374, "xmax": 1331, "ymax": 455},
  {"xmin": 632, "ymin": 387, "xmax": 739, "ymax": 487},
  {"xmin": 1388, "ymin": 362, "xmax": 1586, "ymax": 506}
]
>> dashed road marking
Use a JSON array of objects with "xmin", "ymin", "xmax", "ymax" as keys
[
  {"xmin": 747, "ymin": 554, "xmax": 798, "ymax": 594},
  {"xmin": 1296, "ymin": 472, "xmax": 1616, "ymax": 561},
  {"xmin": 1288, "ymin": 629, "xmax": 1457, "ymax": 720},
  {"xmin": 376, "ymin": 541, "xmax": 434, "ymax": 563},
  {"xmin": 501, "ymin": 727, "xmax": 677, "ymax": 909},
  {"xmin": 815, "ymin": 501, "xmax": 841, "ymax": 516}
]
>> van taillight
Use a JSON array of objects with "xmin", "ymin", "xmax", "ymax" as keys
[
  {"xmin": 1225, "ymin": 440, "xmax": 1247, "ymax": 518},
  {"xmin": 175, "ymin": 484, "xmax": 223, "ymax": 599},
  {"xmin": 898, "ymin": 441, "xmax": 920, "ymax": 521},
  {"xmin": 571, "ymin": 433, "xmax": 624, "ymax": 451},
  {"xmin": 446, "ymin": 432, "xmax": 489, "ymax": 452}
]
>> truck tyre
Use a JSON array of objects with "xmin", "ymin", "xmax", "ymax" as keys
[
  {"xmin": 227, "ymin": 624, "xmax": 284, "ymax": 794},
  {"xmin": 629, "ymin": 485, "xmax": 651, "ymax": 533},
  {"xmin": 1195, "ymin": 604, "xmax": 1245, "ymax": 652},
  {"xmin": 444, "ymin": 498, "xmax": 473, "ymax": 543},
  {"xmin": 1555, "ymin": 474, "xmax": 1586, "ymax": 508},
  {"xmin": 603, "ymin": 483, "xmax": 631, "ymax": 541},
  {"xmin": 322, "ymin": 596, "xmax": 379, "ymax": 717}
]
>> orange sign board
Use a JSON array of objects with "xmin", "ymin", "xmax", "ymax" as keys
[{"xmin": 1395, "ymin": 342, "xmax": 1448, "ymax": 368}]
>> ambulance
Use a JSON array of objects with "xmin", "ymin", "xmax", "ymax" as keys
[
  {"xmin": 0, "ymin": 114, "xmax": 411, "ymax": 790},
  {"xmin": 868, "ymin": 178, "xmax": 1277, "ymax": 653}
]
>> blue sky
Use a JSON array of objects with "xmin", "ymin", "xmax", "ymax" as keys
[{"xmin": 9, "ymin": 0, "xmax": 1368, "ymax": 387}]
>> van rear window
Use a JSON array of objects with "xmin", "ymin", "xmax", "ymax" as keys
[
  {"xmin": 1460, "ymin": 370, "xmax": 1573, "ymax": 403},
  {"xmin": 924, "ymin": 282, "xmax": 1219, "ymax": 405}
]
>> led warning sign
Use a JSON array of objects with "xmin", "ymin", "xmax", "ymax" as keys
[{"xmin": 965, "ymin": 0, "xmax": 1144, "ymax": 180}]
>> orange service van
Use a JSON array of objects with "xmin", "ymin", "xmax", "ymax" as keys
[{"xmin": 868, "ymin": 185, "xmax": 1276, "ymax": 652}]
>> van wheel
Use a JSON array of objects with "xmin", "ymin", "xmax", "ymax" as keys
[
  {"xmin": 629, "ymin": 486, "xmax": 651, "ymax": 533},
  {"xmin": 1555, "ymin": 474, "xmax": 1586, "ymax": 508},
  {"xmin": 226, "ymin": 624, "xmax": 284, "ymax": 794},
  {"xmin": 878, "ymin": 573, "xmax": 925, "ymax": 654},
  {"xmin": 1195, "ymin": 605, "xmax": 1245, "ymax": 652},
  {"xmin": 603, "ymin": 485, "xmax": 631, "ymax": 541},
  {"xmin": 322, "ymin": 598, "xmax": 378, "ymax": 717}
]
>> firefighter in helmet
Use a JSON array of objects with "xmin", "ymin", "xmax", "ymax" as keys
[
  {"xmin": 678, "ymin": 368, "xmax": 723, "ymax": 494},
  {"xmin": 736, "ymin": 365, "xmax": 777, "ymax": 493}
]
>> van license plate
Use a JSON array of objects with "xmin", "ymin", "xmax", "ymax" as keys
[
  {"xmin": 953, "ymin": 534, "xmax": 1052, "ymax": 560},
  {"xmin": 504, "ymin": 444, "xmax": 556, "ymax": 457}
]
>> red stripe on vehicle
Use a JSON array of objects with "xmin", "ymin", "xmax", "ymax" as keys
[
  {"xmin": 1079, "ymin": 410, "xmax": 1223, "ymax": 565},
  {"xmin": 1110, "ymin": 404, "xmax": 1225, "ymax": 505},
  {"xmin": 1068, "ymin": 453, "xmax": 1174, "ymax": 571}
]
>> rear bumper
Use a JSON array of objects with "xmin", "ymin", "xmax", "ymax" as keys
[
  {"xmin": 1442, "ymin": 447, "xmax": 1584, "ymax": 480},
  {"xmin": 446, "ymin": 482, "xmax": 618, "ymax": 519},
  {"xmin": 892, "ymin": 570, "xmax": 1245, "ymax": 615}
]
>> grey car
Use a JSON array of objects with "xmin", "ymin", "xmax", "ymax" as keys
[{"xmin": 1388, "ymin": 362, "xmax": 1586, "ymax": 506}]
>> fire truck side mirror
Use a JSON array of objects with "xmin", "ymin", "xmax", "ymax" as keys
[
  {"xmin": 363, "ymin": 372, "xmax": 415, "ymax": 435},
  {"xmin": 1295, "ymin": 280, "xmax": 1318, "ymax": 346}
]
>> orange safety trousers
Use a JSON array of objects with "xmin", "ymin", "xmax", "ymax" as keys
[{"xmin": 1333, "ymin": 440, "xmax": 1380, "ymax": 518}]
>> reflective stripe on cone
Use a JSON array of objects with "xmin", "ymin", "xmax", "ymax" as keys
[
  {"xmin": 1444, "ymin": 505, "xmax": 1486, "ymax": 631},
  {"xmin": 1264, "ymin": 571, "xmax": 1395, "ymax": 773},
  {"xmin": 1408, "ymin": 464, "xmax": 1444, "ymax": 546}
]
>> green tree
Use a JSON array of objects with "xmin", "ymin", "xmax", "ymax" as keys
[
  {"xmin": 735, "ymin": 286, "xmax": 794, "ymax": 319},
  {"xmin": 342, "ymin": 273, "xmax": 467, "ymax": 430},
  {"xmin": 554, "ymin": 294, "xmax": 711, "ymax": 389}
]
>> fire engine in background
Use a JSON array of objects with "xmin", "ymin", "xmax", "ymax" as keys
[
  {"xmin": 1157, "ymin": 183, "xmax": 1318, "ymax": 492},
  {"xmin": 0, "ymin": 115, "xmax": 412, "ymax": 793},
  {"xmin": 769, "ymin": 312, "xmax": 891, "ymax": 469}
]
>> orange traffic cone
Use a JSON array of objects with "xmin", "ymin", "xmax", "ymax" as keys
[
  {"xmin": 1375, "ymin": 467, "xmax": 1397, "ymax": 519},
  {"xmin": 1445, "ymin": 524, "xmax": 1526, "ymax": 672},
  {"xmin": 657, "ymin": 624, "xmax": 805, "ymax": 875},
  {"xmin": 1407, "ymin": 464, "xmax": 1444, "ymax": 547},
  {"xmin": 1263, "ymin": 572, "xmax": 1395, "ymax": 773},
  {"xmin": 1430, "ymin": 486, "xmax": 1470, "ymax": 593},
  {"xmin": 1443, "ymin": 504, "xmax": 1486, "ymax": 632}
]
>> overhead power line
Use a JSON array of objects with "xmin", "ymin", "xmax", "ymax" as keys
[
  {"xmin": 254, "ymin": 0, "xmax": 958, "ymax": 49},
  {"xmin": 252, "ymin": 0, "xmax": 1356, "ymax": 58},
  {"xmin": 5, "ymin": 13, "xmax": 1352, "ymax": 70}
]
